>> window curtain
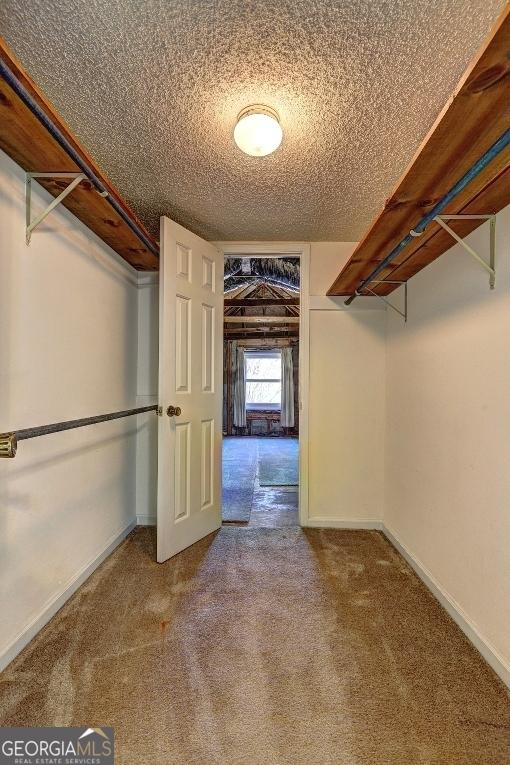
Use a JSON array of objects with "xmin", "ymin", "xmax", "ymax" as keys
[
  {"xmin": 232, "ymin": 342, "xmax": 247, "ymax": 427},
  {"xmin": 280, "ymin": 346, "xmax": 294, "ymax": 427}
]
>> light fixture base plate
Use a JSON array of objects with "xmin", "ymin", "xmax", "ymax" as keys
[{"xmin": 236, "ymin": 104, "xmax": 280, "ymax": 123}]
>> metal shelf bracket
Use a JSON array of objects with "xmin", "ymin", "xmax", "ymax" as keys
[
  {"xmin": 362, "ymin": 280, "xmax": 408, "ymax": 322},
  {"xmin": 434, "ymin": 214, "xmax": 496, "ymax": 289},
  {"xmin": 25, "ymin": 172, "xmax": 87, "ymax": 244}
]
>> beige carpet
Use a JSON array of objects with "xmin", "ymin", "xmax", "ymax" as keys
[{"xmin": 1, "ymin": 527, "xmax": 509, "ymax": 764}]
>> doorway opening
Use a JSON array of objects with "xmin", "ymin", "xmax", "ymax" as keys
[{"xmin": 222, "ymin": 254, "xmax": 301, "ymax": 527}]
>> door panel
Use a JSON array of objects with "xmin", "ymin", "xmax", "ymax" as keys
[
  {"xmin": 202, "ymin": 303, "xmax": 214, "ymax": 392},
  {"xmin": 201, "ymin": 418, "xmax": 214, "ymax": 509},
  {"xmin": 175, "ymin": 295, "xmax": 191, "ymax": 392},
  {"xmin": 174, "ymin": 421, "xmax": 190, "ymax": 521},
  {"xmin": 157, "ymin": 217, "xmax": 223, "ymax": 563}
]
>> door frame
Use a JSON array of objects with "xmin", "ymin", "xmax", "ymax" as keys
[{"xmin": 219, "ymin": 242, "xmax": 310, "ymax": 526}]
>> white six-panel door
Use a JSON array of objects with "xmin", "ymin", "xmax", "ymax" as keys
[{"xmin": 157, "ymin": 217, "xmax": 223, "ymax": 563}]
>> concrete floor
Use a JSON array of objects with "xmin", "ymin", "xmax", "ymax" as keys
[
  {"xmin": 248, "ymin": 484, "xmax": 298, "ymax": 527},
  {"xmin": 223, "ymin": 436, "xmax": 299, "ymax": 527}
]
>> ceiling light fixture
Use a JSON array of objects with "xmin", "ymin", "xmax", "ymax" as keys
[{"xmin": 234, "ymin": 105, "xmax": 283, "ymax": 157}]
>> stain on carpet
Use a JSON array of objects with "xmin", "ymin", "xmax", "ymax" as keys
[{"xmin": 1, "ymin": 527, "xmax": 509, "ymax": 765}]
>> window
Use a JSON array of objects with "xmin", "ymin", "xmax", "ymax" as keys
[{"xmin": 245, "ymin": 350, "xmax": 281, "ymax": 410}]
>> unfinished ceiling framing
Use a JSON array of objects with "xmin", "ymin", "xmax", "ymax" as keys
[
  {"xmin": 0, "ymin": 0, "xmax": 506, "ymax": 242},
  {"xmin": 224, "ymin": 258, "xmax": 300, "ymax": 341}
]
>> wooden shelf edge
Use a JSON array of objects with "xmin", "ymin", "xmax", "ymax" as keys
[
  {"xmin": 327, "ymin": 4, "xmax": 510, "ymax": 297},
  {"xmin": 0, "ymin": 37, "xmax": 160, "ymax": 271}
]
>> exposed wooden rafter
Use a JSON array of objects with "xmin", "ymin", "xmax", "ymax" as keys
[
  {"xmin": 223, "ymin": 279, "xmax": 300, "ymax": 323},
  {"xmin": 0, "ymin": 38, "xmax": 159, "ymax": 271},
  {"xmin": 224, "ymin": 297, "xmax": 299, "ymax": 307},
  {"xmin": 328, "ymin": 5, "xmax": 510, "ymax": 297},
  {"xmin": 224, "ymin": 316, "xmax": 299, "ymax": 325},
  {"xmin": 232, "ymin": 337, "xmax": 299, "ymax": 347},
  {"xmin": 224, "ymin": 328, "xmax": 299, "ymax": 339}
]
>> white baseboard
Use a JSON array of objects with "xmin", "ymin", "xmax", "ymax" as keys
[
  {"xmin": 382, "ymin": 525, "xmax": 510, "ymax": 690},
  {"xmin": 136, "ymin": 514, "xmax": 156, "ymax": 526},
  {"xmin": 0, "ymin": 519, "xmax": 136, "ymax": 673},
  {"xmin": 304, "ymin": 518, "xmax": 383, "ymax": 530}
]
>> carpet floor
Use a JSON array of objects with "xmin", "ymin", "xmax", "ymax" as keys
[{"xmin": 1, "ymin": 527, "xmax": 509, "ymax": 764}]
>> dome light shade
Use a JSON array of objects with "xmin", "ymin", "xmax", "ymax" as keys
[{"xmin": 234, "ymin": 105, "xmax": 282, "ymax": 157}]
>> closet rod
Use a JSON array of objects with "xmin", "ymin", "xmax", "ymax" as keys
[
  {"xmin": 0, "ymin": 58, "xmax": 159, "ymax": 259},
  {"xmin": 0, "ymin": 405, "xmax": 158, "ymax": 459}
]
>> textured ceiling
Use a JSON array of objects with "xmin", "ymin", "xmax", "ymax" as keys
[{"xmin": 0, "ymin": 0, "xmax": 506, "ymax": 241}]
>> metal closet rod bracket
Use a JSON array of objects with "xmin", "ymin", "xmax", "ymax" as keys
[
  {"xmin": 412, "ymin": 214, "xmax": 496, "ymax": 289},
  {"xmin": 25, "ymin": 172, "xmax": 108, "ymax": 245},
  {"xmin": 361, "ymin": 280, "xmax": 408, "ymax": 322}
]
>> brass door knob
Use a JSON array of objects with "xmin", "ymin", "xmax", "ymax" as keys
[{"xmin": 167, "ymin": 405, "xmax": 182, "ymax": 417}]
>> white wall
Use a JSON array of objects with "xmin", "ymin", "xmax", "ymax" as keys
[
  {"xmin": 307, "ymin": 243, "xmax": 386, "ymax": 525},
  {"xmin": 0, "ymin": 149, "xmax": 140, "ymax": 669},
  {"xmin": 385, "ymin": 208, "xmax": 510, "ymax": 684},
  {"xmin": 308, "ymin": 242, "xmax": 357, "ymax": 295}
]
